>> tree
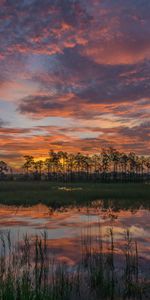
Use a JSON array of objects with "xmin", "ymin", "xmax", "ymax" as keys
[
  {"xmin": 23, "ymin": 156, "xmax": 34, "ymax": 176},
  {"xmin": 57, "ymin": 151, "xmax": 68, "ymax": 173},
  {"xmin": 74, "ymin": 153, "xmax": 85, "ymax": 173},
  {"xmin": 101, "ymin": 148, "xmax": 110, "ymax": 173},
  {"xmin": 128, "ymin": 152, "xmax": 136, "ymax": 173},
  {"xmin": 0, "ymin": 161, "xmax": 8, "ymax": 179},
  {"xmin": 108, "ymin": 147, "xmax": 120, "ymax": 174},
  {"xmin": 145, "ymin": 157, "xmax": 150, "ymax": 174},
  {"xmin": 120, "ymin": 153, "xmax": 128, "ymax": 174},
  {"xmin": 18, "ymin": 149, "xmax": 150, "ymax": 183},
  {"xmin": 66, "ymin": 153, "xmax": 75, "ymax": 181},
  {"xmin": 49, "ymin": 150, "xmax": 60, "ymax": 173},
  {"xmin": 34, "ymin": 160, "xmax": 44, "ymax": 179},
  {"xmin": 92, "ymin": 154, "xmax": 101, "ymax": 173},
  {"xmin": 44, "ymin": 158, "xmax": 51, "ymax": 179}
]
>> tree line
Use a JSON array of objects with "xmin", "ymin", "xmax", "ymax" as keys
[{"xmin": 0, "ymin": 148, "xmax": 150, "ymax": 182}]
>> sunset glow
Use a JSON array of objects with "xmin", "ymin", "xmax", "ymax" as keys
[{"xmin": 0, "ymin": 0, "xmax": 150, "ymax": 168}]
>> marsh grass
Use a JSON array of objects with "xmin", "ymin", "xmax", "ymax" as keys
[
  {"xmin": 0, "ymin": 181, "xmax": 150, "ymax": 210},
  {"xmin": 0, "ymin": 227, "xmax": 149, "ymax": 300}
]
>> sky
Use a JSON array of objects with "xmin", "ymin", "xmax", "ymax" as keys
[{"xmin": 0, "ymin": 0, "xmax": 150, "ymax": 167}]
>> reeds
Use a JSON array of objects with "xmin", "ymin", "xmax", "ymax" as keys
[{"xmin": 0, "ymin": 228, "xmax": 149, "ymax": 300}]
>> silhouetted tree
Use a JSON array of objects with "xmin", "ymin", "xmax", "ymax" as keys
[
  {"xmin": 5, "ymin": 148, "xmax": 150, "ymax": 182},
  {"xmin": 23, "ymin": 156, "xmax": 34, "ymax": 177},
  {"xmin": 34, "ymin": 160, "xmax": 44, "ymax": 179},
  {"xmin": 0, "ymin": 161, "xmax": 8, "ymax": 180}
]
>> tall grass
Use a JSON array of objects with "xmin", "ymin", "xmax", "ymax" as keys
[{"xmin": 0, "ymin": 227, "xmax": 149, "ymax": 300}]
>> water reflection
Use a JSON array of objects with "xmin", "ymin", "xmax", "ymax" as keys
[{"xmin": 0, "ymin": 203, "xmax": 149, "ymax": 266}]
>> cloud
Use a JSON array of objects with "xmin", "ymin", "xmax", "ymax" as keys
[
  {"xmin": 0, "ymin": 118, "xmax": 8, "ymax": 127},
  {"xmin": 0, "ymin": 0, "xmax": 150, "ymax": 164},
  {"xmin": 17, "ymin": 62, "xmax": 150, "ymax": 122},
  {"xmin": 1, "ymin": 0, "xmax": 150, "ymax": 65},
  {"xmin": 81, "ymin": 0, "xmax": 150, "ymax": 65},
  {"xmin": 0, "ymin": 0, "xmax": 90, "ymax": 60},
  {"xmin": 0, "ymin": 121, "xmax": 149, "ymax": 170}
]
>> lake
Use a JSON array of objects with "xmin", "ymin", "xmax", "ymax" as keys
[
  {"xmin": 0, "ymin": 200, "xmax": 149, "ymax": 299},
  {"xmin": 0, "ymin": 202, "xmax": 149, "ymax": 266}
]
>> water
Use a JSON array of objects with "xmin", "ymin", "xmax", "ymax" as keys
[{"xmin": 0, "ymin": 203, "xmax": 149, "ymax": 269}]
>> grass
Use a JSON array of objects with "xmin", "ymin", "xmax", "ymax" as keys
[
  {"xmin": 0, "ymin": 228, "xmax": 149, "ymax": 300},
  {"xmin": 0, "ymin": 181, "xmax": 149, "ymax": 209}
]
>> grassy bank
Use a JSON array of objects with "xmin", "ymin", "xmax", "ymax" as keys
[{"xmin": 0, "ymin": 181, "xmax": 149, "ymax": 209}]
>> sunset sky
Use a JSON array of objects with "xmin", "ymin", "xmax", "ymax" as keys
[{"xmin": 0, "ymin": 0, "xmax": 150, "ymax": 167}]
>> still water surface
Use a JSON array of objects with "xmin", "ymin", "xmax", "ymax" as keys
[{"xmin": 0, "ymin": 203, "xmax": 149, "ymax": 270}]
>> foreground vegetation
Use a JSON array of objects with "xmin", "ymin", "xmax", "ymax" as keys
[
  {"xmin": 0, "ymin": 181, "xmax": 149, "ymax": 209},
  {"xmin": 0, "ymin": 228, "xmax": 149, "ymax": 300}
]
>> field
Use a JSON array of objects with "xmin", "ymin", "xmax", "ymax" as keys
[{"xmin": 0, "ymin": 181, "xmax": 149, "ymax": 209}]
